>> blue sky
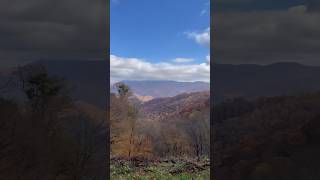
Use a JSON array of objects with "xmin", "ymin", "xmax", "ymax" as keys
[
  {"xmin": 110, "ymin": 0, "xmax": 210, "ymax": 83},
  {"xmin": 111, "ymin": 0, "xmax": 209, "ymax": 63}
]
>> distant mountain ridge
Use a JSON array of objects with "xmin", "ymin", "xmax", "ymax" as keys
[
  {"xmin": 0, "ymin": 60, "xmax": 108, "ymax": 109},
  {"xmin": 112, "ymin": 80, "xmax": 210, "ymax": 98},
  {"xmin": 213, "ymin": 62, "xmax": 320, "ymax": 103},
  {"xmin": 39, "ymin": 60, "xmax": 108, "ymax": 108},
  {"xmin": 3, "ymin": 60, "xmax": 320, "ymax": 107}
]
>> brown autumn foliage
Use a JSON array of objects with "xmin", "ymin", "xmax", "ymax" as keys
[
  {"xmin": 110, "ymin": 83, "xmax": 152, "ymax": 157},
  {"xmin": 0, "ymin": 64, "xmax": 107, "ymax": 180},
  {"xmin": 110, "ymin": 83, "xmax": 210, "ymax": 159},
  {"xmin": 214, "ymin": 93, "xmax": 320, "ymax": 180}
]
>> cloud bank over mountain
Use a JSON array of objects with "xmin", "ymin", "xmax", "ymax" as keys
[
  {"xmin": 0, "ymin": 0, "xmax": 106, "ymax": 68},
  {"xmin": 110, "ymin": 55, "xmax": 210, "ymax": 84},
  {"xmin": 214, "ymin": 3, "xmax": 320, "ymax": 65}
]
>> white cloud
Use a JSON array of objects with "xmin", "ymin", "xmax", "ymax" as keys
[
  {"xmin": 206, "ymin": 55, "xmax": 210, "ymax": 64},
  {"xmin": 200, "ymin": 9, "xmax": 207, "ymax": 16},
  {"xmin": 185, "ymin": 28, "xmax": 210, "ymax": 48},
  {"xmin": 173, "ymin": 58, "xmax": 194, "ymax": 63},
  {"xmin": 288, "ymin": 5, "xmax": 307, "ymax": 13},
  {"xmin": 110, "ymin": 55, "xmax": 209, "ymax": 84},
  {"xmin": 213, "ymin": 7, "xmax": 320, "ymax": 65},
  {"xmin": 111, "ymin": 0, "xmax": 119, "ymax": 4},
  {"xmin": 200, "ymin": 1, "xmax": 210, "ymax": 16}
]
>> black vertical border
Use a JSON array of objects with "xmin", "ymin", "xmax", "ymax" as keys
[
  {"xmin": 106, "ymin": 0, "xmax": 110, "ymax": 179},
  {"xmin": 210, "ymin": 0, "xmax": 214, "ymax": 179}
]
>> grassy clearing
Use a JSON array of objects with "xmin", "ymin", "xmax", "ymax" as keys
[{"xmin": 111, "ymin": 158, "xmax": 210, "ymax": 180}]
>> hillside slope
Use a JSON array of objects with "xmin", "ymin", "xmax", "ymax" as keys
[
  {"xmin": 214, "ymin": 92, "xmax": 320, "ymax": 180},
  {"xmin": 142, "ymin": 91, "xmax": 209, "ymax": 121}
]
